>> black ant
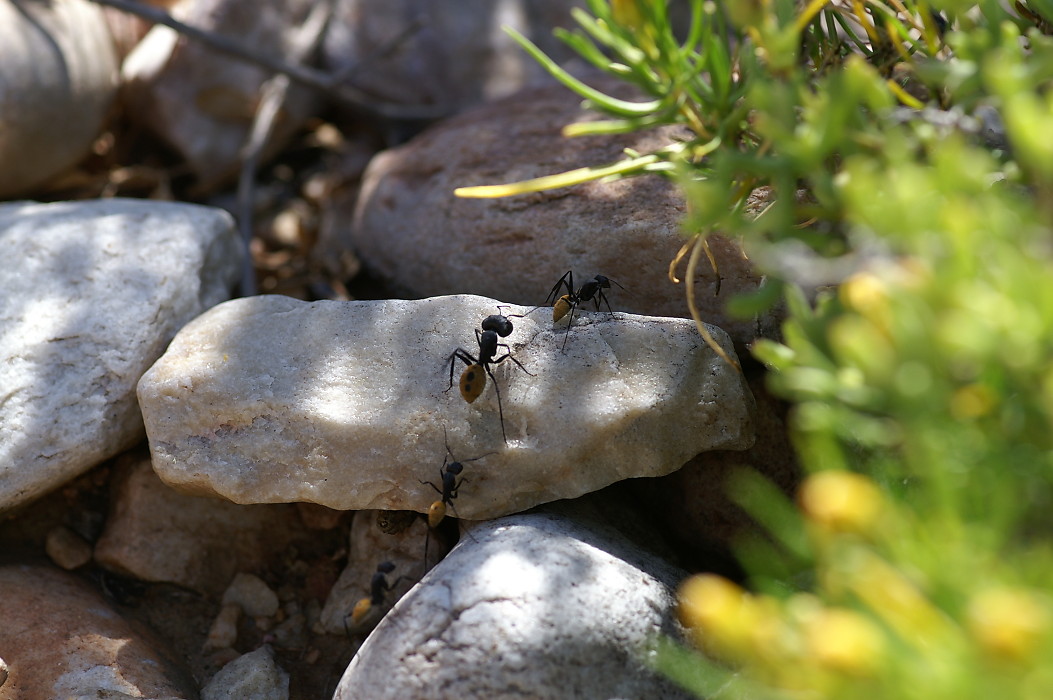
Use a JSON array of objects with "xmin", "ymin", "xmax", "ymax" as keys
[
  {"xmin": 420, "ymin": 429, "xmax": 492, "ymax": 566},
  {"xmin": 446, "ymin": 308, "xmax": 534, "ymax": 442},
  {"xmin": 544, "ymin": 271, "xmax": 625, "ymax": 351},
  {"xmin": 347, "ymin": 561, "xmax": 409, "ymax": 630},
  {"xmin": 420, "ymin": 436, "xmax": 491, "ymax": 527}
]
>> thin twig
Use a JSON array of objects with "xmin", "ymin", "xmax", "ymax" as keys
[
  {"xmin": 685, "ymin": 235, "xmax": 741, "ymax": 371},
  {"xmin": 90, "ymin": 0, "xmax": 449, "ymax": 121},
  {"xmin": 236, "ymin": 0, "xmax": 333, "ymax": 296},
  {"xmin": 331, "ymin": 16, "xmax": 427, "ymax": 86}
]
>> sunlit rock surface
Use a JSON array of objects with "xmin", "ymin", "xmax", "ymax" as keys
[
  {"xmin": 0, "ymin": 199, "xmax": 241, "ymax": 513},
  {"xmin": 138, "ymin": 294, "xmax": 754, "ymax": 518},
  {"xmin": 333, "ymin": 503, "xmax": 694, "ymax": 700}
]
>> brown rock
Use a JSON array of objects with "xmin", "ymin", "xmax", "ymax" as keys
[
  {"xmin": 93, "ymin": 456, "xmax": 309, "ymax": 595},
  {"xmin": 44, "ymin": 526, "xmax": 93, "ymax": 571},
  {"xmin": 0, "ymin": 564, "xmax": 195, "ymax": 700},
  {"xmin": 204, "ymin": 602, "xmax": 241, "ymax": 651},
  {"xmin": 322, "ymin": 0, "xmax": 584, "ymax": 112},
  {"xmin": 635, "ymin": 364, "xmax": 802, "ymax": 560},
  {"xmin": 346, "ymin": 77, "xmax": 779, "ymax": 348}
]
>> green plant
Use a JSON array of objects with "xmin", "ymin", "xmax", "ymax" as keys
[{"xmin": 456, "ymin": 0, "xmax": 1053, "ymax": 698}]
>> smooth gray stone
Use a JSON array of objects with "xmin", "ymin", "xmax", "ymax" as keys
[{"xmin": 0, "ymin": 199, "xmax": 241, "ymax": 512}]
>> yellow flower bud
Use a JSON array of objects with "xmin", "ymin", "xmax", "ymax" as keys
[
  {"xmin": 803, "ymin": 607, "xmax": 886, "ymax": 677},
  {"xmin": 968, "ymin": 587, "xmax": 1051, "ymax": 663},
  {"xmin": 950, "ymin": 383, "xmax": 996, "ymax": 420},
  {"xmin": 840, "ymin": 272, "xmax": 888, "ymax": 315},
  {"xmin": 678, "ymin": 574, "xmax": 744, "ymax": 629},
  {"xmin": 677, "ymin": 574, "xmax": 757, "ymax": 659},
  {"xmin": 848, "ymin": 553, "xmax": 951, "ymax": 644},
  {"xmin": 799, "ymin": 471, "xmax": 884, "ymax": 535},
  {"xmin": 610, "ymin": 0, "xmax": 643, "ymax": 28}
]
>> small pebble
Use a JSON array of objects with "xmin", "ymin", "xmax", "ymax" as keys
[
  {"xmin": 45, "ymin": 526, "xmax": 93, "ymax": 570},
  {"xmin": 271, "ymin": 612, "xmax": 307, "ymax": 650},
  {"xmin": 205, "ymin": 602, "xmax": 241, "ymax": 651},
  {"xmin": 222, "ymin": 572, "xmax": 279, "ymax": 617},
  {"xmin": 201, "ymin": 645, "xmax": 289, "ymax": 700}
]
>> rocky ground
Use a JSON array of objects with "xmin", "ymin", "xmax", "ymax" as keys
[{"xmin": 0, "ymin": 1, "xmax": 799, "ymax": 698}]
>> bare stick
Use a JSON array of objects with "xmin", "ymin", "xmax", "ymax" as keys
[
  {"xmin": 236, "ymin": 1, "xmax": 333, "ymax": 296},
  {"xmin": 89, "ymin": 0, "xmax": 449, "ymax": 121}
]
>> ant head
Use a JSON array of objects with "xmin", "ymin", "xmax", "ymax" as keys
[
  {"xmin": 445, "ymin": 461, "xmax": 464, "ymax": 475},
  {"xmin": 377, "ymin": 561, "xmax": 396, "ymax": 574},
  {"xmin": 481, "ymin": 313, "xmax": 514, "ymax": 337}
]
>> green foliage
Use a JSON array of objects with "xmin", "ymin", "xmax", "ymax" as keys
[{"xmin": 456, "ymin": 0, "xmax": 1053, "ymax": 697}]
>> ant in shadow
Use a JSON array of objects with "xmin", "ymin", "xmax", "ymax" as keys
[
  {"xmin": 543, "ymin": 271, "xmax": 625, "ymax": 352},
  {"xmin": 346, "ymin": 560, "xmax": 411, "ymax": 633},
  {"xmin": 447, "ymin": 306, "xmax": 534, "ymax": 443},
  {"xmin": 420, "ymin": 428, "xmax": 493, "ymax": 568}
]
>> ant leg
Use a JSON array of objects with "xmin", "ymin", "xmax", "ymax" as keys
[
  {"xmin": 447, "ymin": 352, "xmax": 460, "ymax": 392},
  {"xmin": 560, "ymin": 303, "xmax": 577, "ymax": 353},
  {"xmin": 423, "ymin": 527, "xmax": 431, "ymax": 571},
  {"xmin": 385, "ymin": 575, "xmax": 411, "ymax": 591},
  {"xmin": 448, "ymin": 476, "xmax": 468, "ymax": 500},
  {"xmin": 493, "ymin": 349, "xmax": 535, "ymax": 377},
  {"xmin": 419, "ymin": 478, "xmax": 443, "ymax": 497},
  {"xmin": 598, "ymin": 289, "xmax": 614, "ymax": 315},
  {"xmin": 544, "ymin": 270, "xmax": 575, "ymax": 306},
  {"xmin": 485, "ymin": 363, "xmax": 508, "ymax": 444},
  {"xmin": 446, "ymin": 349, "xmax": 475, "ymax": 392}
]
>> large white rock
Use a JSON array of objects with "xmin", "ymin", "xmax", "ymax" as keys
[
  {"xmin": 138, "ymin": 294, "xmax": 754, "ymax": 518},
  {"xmin": 0, "ymin": 199, "xmax": 242, "ymax": 513},
  {"xmin": 333, "ymin": 504, "xmax": 695, "ymax": 700}
]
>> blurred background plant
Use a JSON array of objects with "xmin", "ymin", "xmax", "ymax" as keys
[{"xmin": 457, "ymin": 0, "xmax": 1053, "ymax": 697}]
